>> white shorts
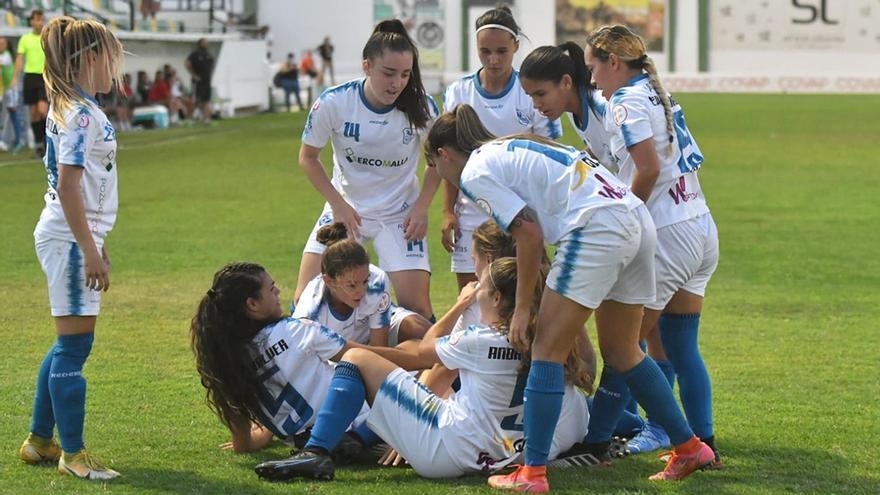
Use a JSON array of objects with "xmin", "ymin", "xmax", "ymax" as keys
[
  {"xmin": 646, "ymin": 212, "xmax": 719, "ymax": 311},
  {"xmin": 303, "ymin": 203, "xmax": 431, "ymax": 273},
  {"xmin": 508, "ymin": 387, "xmax": 590, "ymax": 464},
  {"xmin": 547, "ymin": 205, "xmax": 656, "ymax": 309},
  {"xmin": 366, "ymin": 368, "xmax": 463, "ymax": 478},
  {"xmin": 450, "ymin": 227, "xmax": 476, "ymax": 274},
  {"xmin": 35, "ymin": 238, "xmax": 101, "ymax": 317},
  {"xmin": 388, "ymin": 305, "xmax": 425, "ymax": 346}
]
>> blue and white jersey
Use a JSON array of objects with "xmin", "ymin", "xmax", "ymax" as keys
[
  {"xmin": 568, "ymin": 87, "xmax": 616, "ymax": 173},
  {"xmin": 293, "ymin": 264, "xmax": 392, "ymax": 345},
  {"xmin": 605, "ymin": 74, "xmax": 709, "ymax": 228},
  {"xmin": 435, "ymin": 324, "xmax": 584, "ymax": 469},
  {"xmin": 460, "ymin": 138, "xmax": 642, "ymax": 244},
  {"xmin": 34, "ymin": 97, "xmax": 118, "ymax": 246},
  {"xmin": 250, "ymin": 317, "xmax": 367, "ymax": 439},
  {"xmin": 444, "ymin": 70, "xmax": 562, "ymax": 231},
  {"xmin": 302, "ymin": 78, "xmax": 439, "ymax": 220}
]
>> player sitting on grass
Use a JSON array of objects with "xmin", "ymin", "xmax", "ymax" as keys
[
  {"xmin": 293, "ymin": 222, "xmax": 430, "ymax": 347},
  {"xmin": 190, "ymin": 262, "xmax": 429, "ymax": 455},
  {"xmin": 253, "ymin": 257, "xmax": 592, "ymax": 481}
]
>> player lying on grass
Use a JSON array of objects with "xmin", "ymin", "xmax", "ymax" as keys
[
  {"xmin": 190, "ymin": 262, "xmax": 430, "ymax": 454},
  {"xmin": 293, "ymin": 222, "xmax": 430, "ymax": 347},
  {"xmin": 253, "ymin": 256, "xmax": 592, "ymax": 481}
]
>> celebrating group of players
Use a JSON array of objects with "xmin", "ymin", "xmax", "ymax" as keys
[{"xmin": 22, "ymin": 6, "xmax": 719, "ymax": 492}]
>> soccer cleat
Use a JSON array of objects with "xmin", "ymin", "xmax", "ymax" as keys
[
  {"xmin": 488, "ymin": 465, "xmax": 549, "ymax": 493},
  {"xmin": 58, "ymin": 450, "xmax": 120, "ymax": 480},
  {"xmin": 19, "ymin": 433, "xmax": 61, "ymax": 464},
  {"xmin": 549, "ymin": 437, "xmax": 629, "ymax": 469},
  {"xmin": 706, "ymin": 447, "xmax": 724, "ymax": 470},
  {"xmin": 649, "ymin": 441, "xmax": 715, "ymax": 481},
  {"xmin": 255, "ymin": 449, "xmax": 335, "ymax": 481},
  {"xmin": 626, "ymin": 421, "xmax": 671, "ymax": 454}
]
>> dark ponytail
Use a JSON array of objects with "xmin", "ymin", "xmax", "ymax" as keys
[
  {"xmin": 316, "ymin": 222, "xmax": 370, "ymax": 279},
  {"xmin": 363, "ymin": 19, "xmax": 431, "ymax": 129},
  {"xmin": 424, "ymin": 103, "xmax": 497, "ymax": 159},
  {"xmin": 191, "ymin": 262, "xmax": 275, "ymax": 428}
]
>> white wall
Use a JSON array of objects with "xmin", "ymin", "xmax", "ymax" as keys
[{"xmin": 213, "ymin": 39, "xmax": 271, "ymax": 111}]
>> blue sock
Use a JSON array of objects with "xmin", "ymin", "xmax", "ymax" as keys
[
  {"xmin": 623, "ymin": 356, "xmax": 694, "ymax": 445},
  {"xmin": 645, "ymin": 359, "xmax": 677, "ymax": 425},
  {"xmin": 523, "ymin": 361, "xmax": 564, "ymax": 466},
  {"xmin": 624, "ymin": 341, "xmax": 648, "ymax": 416},
  {"xmin": 584, "ymin": 365, "xmax": 631, "ymax": 443},
  {"xmin": 30, "ymin": 343, "xmax": 56, "ymax": 439},
  {"xmin": 49, "ymin": 333, "xmax": 94, "ymax": 453},
  {"xmin": 306, "ymin": 362, "xmax": 366, "ymax": 453},
  {"xmin": 660, "ymin": 313, "xmax": 713, "ymax": 439},
  {"xmin": 352, "ymin": 422, "xmax": 380, "ymax": 447}
]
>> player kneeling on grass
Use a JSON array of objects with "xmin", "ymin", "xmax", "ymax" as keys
[
  {"xmin": 190, "ymin": 262, "xmax": 429, "ymax": 455},
  {"xmin": 254, "ymin": 257, "xmax": 592, "ymax": 481},
  {"xmin": 20, "ymin": 17, "xmax": 123, "ymax": 481},
  {"xmin": 293, "ymin": 222, "xmax": 430, "ymax": 347}
]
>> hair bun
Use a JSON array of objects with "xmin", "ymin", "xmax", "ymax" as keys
[{"xmin": 374, "ymin": 19, "xmax": 406, "ymax": 35}]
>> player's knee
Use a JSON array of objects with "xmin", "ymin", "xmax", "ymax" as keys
[{"xmin": 340, "ymin": 347, "xmax": 372, "ymax": 367}]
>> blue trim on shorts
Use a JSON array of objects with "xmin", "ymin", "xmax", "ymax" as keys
[
  {"xmin": 67, "ymin": 242, "xmax": 84, "ymax": 316},
  {"xmin": 554, "ymin": 229, "xmax": 584, "ymax": 297},
  {"xmin": 379, "ymin": 373, "xmax": 440, "ymax": 428}
]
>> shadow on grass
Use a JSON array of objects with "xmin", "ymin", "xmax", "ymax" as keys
[
  {"xmin": 544, "ymin": 439, "xmax": 880, "ymax": 494},
  {"xmin": 119, "ymin": 466, "xmax": 277, "ymax": 494}
]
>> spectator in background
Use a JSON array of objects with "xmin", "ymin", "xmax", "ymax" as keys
[
  {"xmin": 299, "ymin": 48, "xmax": 318, "ymax": 106},
  {"xmin": 140, "ymin": 0, "xmax": 160, "ymax": 20},
  {"xmin": 185, "ymin": 38, "xmax": 214, "ymax": 123},
  {"xmin": 117, "ymin": 73, "xmax": 134, "ymax": 130},
  {"xmin": 148, "ymin": 69, "xmax": 185, "ymax": 124},
  {"xmin": 318, "ymin": 35, "xmax": 334, "ymax": 85},
  {"xmin": 276, "ymin": 53, "xmax": 304, "ymax": 112},
  {"xmin": 0, "ymin": 37, "xmax": 24, "ymax": 152},
  {"xmin": 167, "ymin": 69, "xmax": 192, "ymax": 119},
  {"xmin": 12, "ymin": 10, "xmax": 48, "ymax": 157},
  {"xmin": 135, "ymin": 70, "xmax": 150, "ymax": 104}
]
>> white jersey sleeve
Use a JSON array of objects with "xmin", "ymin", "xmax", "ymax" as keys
[
  {"xmin": 609, "ymin": 90, "xmax": 653, "ymax": 149},
  {"xmin": 301, "ymin": 86, "xmax": 340, "ymax": 149},
  {"xmin": 295, "ymin": 318, "xmax": 347, "ymax": 362},
  {"xmin": 452, "ymin": 303, "xmax": 481, "ymax": 335},
  {"xmin": 366, "ymin": 268, "xmax": 393, "ymax": 329},
  {"xmin": 435, "ymin": 325, "xmax": 484, "ymax": 372},
  {"xmin": 459, "ymin": 159, "xmax": 527, "ymax": 232}
]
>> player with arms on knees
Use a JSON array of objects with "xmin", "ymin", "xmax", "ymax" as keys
[
  {"xmin": 190, "ymin": 263, "xmax": 429, "ymax": 456},
  {"xmin": 441, "ymin": 6, "xmax": 562, "ymax": 290},
  {"xmin": 519, "ymin": 42, "xmax": 615, "ymax": 172},
  {"xmin": 425, "ymin": 105, "xmax": 715, "ymax": 492},
  {"xmin": 254, "ymin": 257, "xmax": 590, "ymax": 481},
  {"xmin": 295, "ymin": 19, "xmax": 440, "ymax": 321},
  {"xmin": 21, "ymin": 17, "xmax": 124, "ymax": 480},
  {"xmin": 584, "ymin": 25, "xmax": 720, "ymax": 463},
  {"xmin": 293, "ymin": 222, "xmax": 429, "ymax": 347}
]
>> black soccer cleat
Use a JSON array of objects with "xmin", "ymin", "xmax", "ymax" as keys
[
  {"xmin": 549, "ymin": 437, "xmax": 629, "ymax": 469},
  {"xmin": 254, "ymin": 450, "xmax": 335, "ymax": 481}
]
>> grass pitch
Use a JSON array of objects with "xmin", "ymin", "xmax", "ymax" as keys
[{"xmin": 0, "ymin": 93, "xmax": 878, "ymax": 494}]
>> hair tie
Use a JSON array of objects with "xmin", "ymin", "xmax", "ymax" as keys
[
  {"xmin": 206, "ymin": 288, "xmax": 217, "ymax": 299},
  {"xmin": 476, "ymin": 24, "xmax": 518, "ymax": 39}
]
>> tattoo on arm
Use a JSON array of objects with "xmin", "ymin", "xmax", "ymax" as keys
[{"xmin": 511, "ymin": 207, "xmax": 537, "ymax": 229}]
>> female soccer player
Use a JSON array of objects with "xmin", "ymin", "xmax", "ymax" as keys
[
  {"xmin": 519, "ymin": 42, "xmax": 615, "ymax": 171},
  {"xmin": 424, "ymin": 105, "xmax": 715, "ymax": 491},
  {"xmin": 294, "ymin": 19, "xmax": 440, "ymax": 321},
  {"xmin": 20, "ymin": 17, "xmax": 124, "ymax": 480},
  {"xmin": 441, "ymin": 6, "xmax": 562, "ymax": 290},
  {"xmin": 584, "ymin": 25, "xmax": 720, "ymax": 461},
  {"xmin": 191, "ymin": 262, "xmax": 429, "ymax": 455},
  {"xmin": 293, "ymin": 222, "xmax": 428, "ymax": 346},
  {"xmin": 254, "ymin": 257, "xmax": 591, "ymax": 481}
]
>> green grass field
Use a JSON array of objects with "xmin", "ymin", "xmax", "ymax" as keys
[{"xmin": 1, "ymin": 94, "xmax": 878, "ymax": 494}]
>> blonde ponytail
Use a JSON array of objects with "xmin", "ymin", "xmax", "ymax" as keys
[{"xmin": 642, "ymin": 56, "xmax": 674, "ymax": 154}]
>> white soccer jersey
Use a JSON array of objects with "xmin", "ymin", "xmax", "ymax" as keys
[
  {"xmin": 460, "ymin": 138, "xmax": 642, "ymax": 244},
  {"xmin": 605, "ymin": 74, "xmax": 709, "ymax": 228},
  {"xmin": 250, "ymin": 317, "xmax": 366, "ymax": 440},
  {"xmin": 444, "ymin": 70, "xmax": 563, "ymax": 231},
  {"xmin": 434, "ymin": 325, "xmax": 584, "ymax": 471},
  {"xmin": 34, "ymin": 97, "xmax": 118, "ymax": 246},
  {"xmin": 292, "ymin": 264, "xmax": 392, "ymax": 345},
  {"xmin": 452, "ymin": 302, "xmax": 481, "ymax": 335},
  {"xmin": 567, "ymin": 87, "xmax": 616, "ymax": 171},
  {"xmin": 302, "ymin": 78, "xmax": 439, "ymax": 220}
]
